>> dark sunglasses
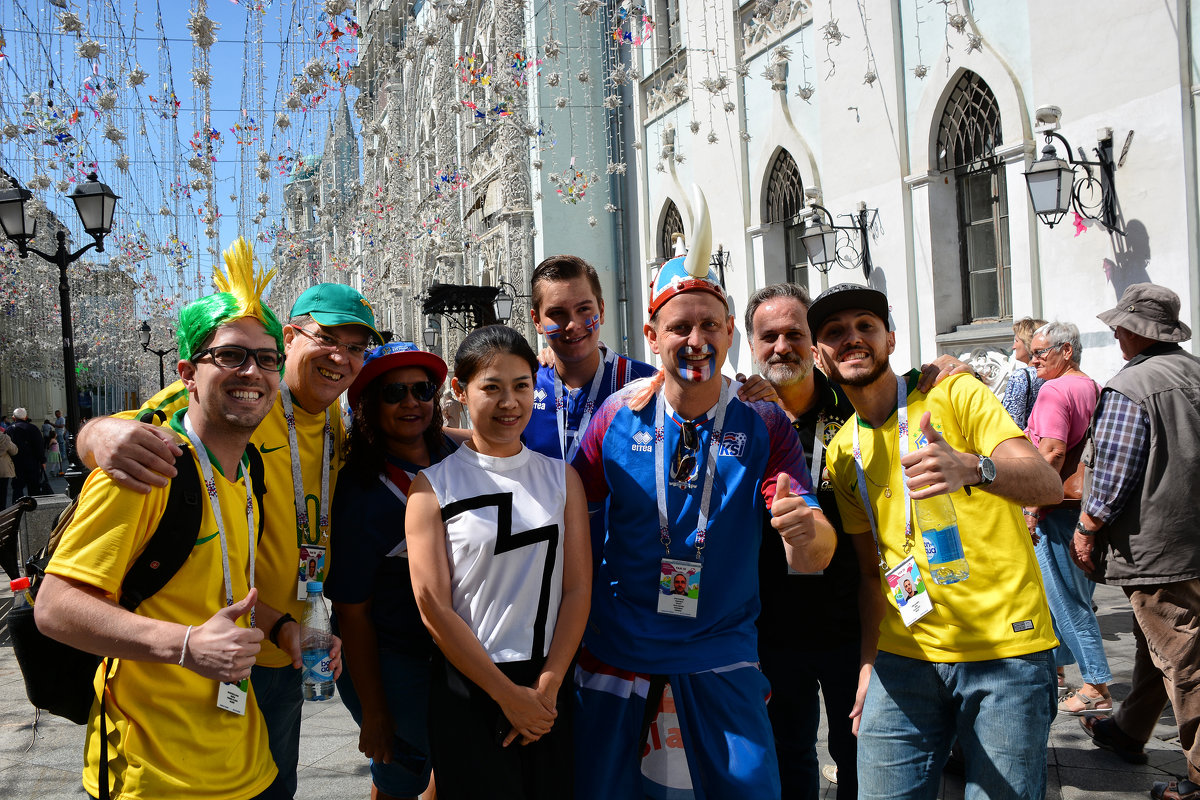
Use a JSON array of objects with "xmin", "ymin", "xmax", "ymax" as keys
[
  {"xmin": 380, "ymin": 381, "xmax": 438, "ymax": 404},
  {"xmin": 671, "ymin": 422, "xmax": 700, "ymax": 483},
  {"xmin": 192, "ymin": 345, "xmax": 284, "ymax": 372}
]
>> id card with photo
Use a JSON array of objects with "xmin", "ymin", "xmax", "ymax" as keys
[
  {"xmin": 885, "ymin": 556, "xmax": 932, "ymax": 627},
  {"xmin": 657, "ymin": 558, "xmax": 701, "ymax": 618},
  {"xmin": 297, "ymin": 545, "xmax": 326, "ymax": 599}
]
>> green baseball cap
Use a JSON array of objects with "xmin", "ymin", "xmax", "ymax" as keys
[{"xmin": 289, "ymin": 283, "xmax": 383, "ymax": 344}]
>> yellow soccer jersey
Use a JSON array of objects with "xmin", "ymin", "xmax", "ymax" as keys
[
  {"xmin": 47, "ymin": 437, "xmax": 275, "ymax": 800},
  {"xmin": 121, "ymin": 381, "xmax": 347, "ymax": 667},
  {"xmin": 825, "ymin": 372, "xmax": 1058, "ymax": 662}
]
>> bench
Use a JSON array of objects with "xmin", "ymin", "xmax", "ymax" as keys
[{"xmin": 0, "ymin": 496, "xmax": 37, "ymax": 581}]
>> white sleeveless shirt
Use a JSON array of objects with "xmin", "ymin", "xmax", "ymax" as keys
[{"xmin": 421, "ymin": 444, "xmax": 566, "ymax": 663}]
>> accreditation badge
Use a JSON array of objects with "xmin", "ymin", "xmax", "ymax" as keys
[
  {"xmin": 886, "ymin": 556, "xmax": 932, "ymax": 627},
  {"xmin": 657, "ymin": 558, "xmax": 701, "ymax": 618},
  {"xmin": 297, "ymin": 545, "xmax": 326, "ymax": 599},
  {"xmin": 217, "ymin": 678, "xmax": 249, "ymax": 715}
]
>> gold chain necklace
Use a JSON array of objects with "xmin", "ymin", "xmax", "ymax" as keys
[{"xmin": 860, "ymin": 428, "xmax": 897, "ymax": 498}]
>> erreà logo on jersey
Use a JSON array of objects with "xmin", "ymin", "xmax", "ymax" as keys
[
  {"xmin": 718, "ymin": 431, "xmax": 747, "ymax": 458},
  {"xmin": 631, "ymin": 430, "xmax": 653, "ymax": 452},
  {"xmin": 533, "ymin": 386, "xmax": 547, "ymax": 410}
]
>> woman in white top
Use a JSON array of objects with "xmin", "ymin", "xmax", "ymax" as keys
[{"xmin": 407, "ymin": 324, "xmax": 590, "ymax": 799}]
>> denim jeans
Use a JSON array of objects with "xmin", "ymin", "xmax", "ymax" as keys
[
  {"xmin": 252, "ymin": 664, "xmax": 304, "ymax": 799},
  {"xmin": 858, "ymin": 650, "xmax": 1056, "ymax": 800},
  {"xmin": 1035, "ymin": 507, "xmax": 1113, "ymax": 684}
]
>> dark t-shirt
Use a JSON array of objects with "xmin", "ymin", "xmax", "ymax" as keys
[
  {"xmin": 8, "ymin": 420, "xmax": 44, "ymax": 471},
  {"xmin": 757, "ymin": 371, "xmax": 862, "ymax": 651},
  {"xmin": 327, "ymin": 438, "xmax": 457, "ymax": 655}
]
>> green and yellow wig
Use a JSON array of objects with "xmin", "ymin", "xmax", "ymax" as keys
[{"xmin": 177, "ymin": 237, "xmax": 284, "ymax": 361}]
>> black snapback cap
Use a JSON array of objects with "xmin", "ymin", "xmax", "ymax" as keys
[{"xmin": 807, "ymin": 283, "xmax": 891, "ymax": 338}]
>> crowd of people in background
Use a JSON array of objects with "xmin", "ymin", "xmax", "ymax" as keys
[{"xmin": 12, "ymin": 226, "xmax": 1200, "ymax": 800}]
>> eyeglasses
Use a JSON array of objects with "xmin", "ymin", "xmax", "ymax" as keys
[
  {"xmin": 294, "ymin": 326, "xmax": 369, "ymax": 361},
  {"xmin": 671, "ymin": 422, "xmax": 700, "ymax": 484},
  {"xmin": 191, "ymin": 345, "xmax": 284, "ymax": 372},
  {"xmin": 1030, "ymin": 342, "xmax": 1066, "ymax": 359},
  {"xmin": 380, "ymin": 381, "xmax": 438, "ymax": 404}
]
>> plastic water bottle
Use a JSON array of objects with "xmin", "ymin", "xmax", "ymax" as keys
[
  {"xmin": 300, "ymin": 580, "xmax": 336, "ymax": 701},
  {"xmin": 913, "ymin": 494, "xmax": 969, "ymax": 584}
]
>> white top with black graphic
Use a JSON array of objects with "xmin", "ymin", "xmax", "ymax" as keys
[{"xmin": 421, "ymin": 444, "xmax": 566, "ymax": 663}]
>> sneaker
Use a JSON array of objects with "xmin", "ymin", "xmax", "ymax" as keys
[
  {"xmin": 1079, "ymin": 716, "xmax": 1148, "ymax": 764},
  {"xmin": 1058, "ymin": 690, "xmax": 1113, "ymax": 715},
  {"xmin": 1057, "ymin": 674, "xmax": 1071, "ymax": 700},
  {"xmin": 821, "ymin": 765, "xmax": 838, "ymax": 785},
  {"xmin": 1151, "ymin": 779, "xmax": 1200, "ymax": 800}
]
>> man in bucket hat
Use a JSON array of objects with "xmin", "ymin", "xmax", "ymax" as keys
[{"xmin": 1075, "ymin": 283, "xmax": 1200, "ymax": 800}]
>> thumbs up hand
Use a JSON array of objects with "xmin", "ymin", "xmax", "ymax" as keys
[
  {"xmin": 900, "ymin": 412, "xmax": 978, "ymax": 500},
  {"xmin": 183, "ymin": 587, "xmax": 264, "ymax": 681},
  {"xmin": 769, "ymin": 473, "xmax": 834, "ymax": 572}
]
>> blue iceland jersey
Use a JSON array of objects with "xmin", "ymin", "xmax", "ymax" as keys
[
  {"xmin": 572, "ymin": 380, "xmax": 819, "ymax": 674},
  {"xmin": 525, "ymin": 348, "xmax": 657, "ymax": 461}
]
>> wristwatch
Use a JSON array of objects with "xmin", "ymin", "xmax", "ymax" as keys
[
  {"xmin": 975, "ymin": 454, "xmax": 996, "ymax": 487},
  {"xmin": 1075, "ymin": 521, "xmax": 1095, "ymax": 537}
]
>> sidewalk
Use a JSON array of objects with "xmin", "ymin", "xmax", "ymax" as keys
[{"xmin": 0, "ymin": 500, "xmax": 1183, "ymax": 800}]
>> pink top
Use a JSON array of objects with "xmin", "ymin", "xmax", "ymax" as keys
[{"xmin": 1024, "ymin": 373, "xmax": 1100, "ymax": 449}]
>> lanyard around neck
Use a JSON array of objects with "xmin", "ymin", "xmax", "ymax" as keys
[
  {"xmin": 554, "ymin": 347, "xmax": 613, "ymax": 463},
  {"xmin": 183, "ymin": 413, "xmax": 256, "ymax": 621},
  {"xmin": 280, "ymin": 384, "xmax": 332, "ymax": 545},
  {"xmin": 851, "ymin": 374, "xmax": 912, "ymax": 571},
  {"xmin": 654, "ymin": 379, "xmax": 731, "ymax": 562}
]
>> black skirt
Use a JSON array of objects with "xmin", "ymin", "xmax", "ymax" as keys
[{"xmin": 429, "ymin": 653, "xmax": 574, "ymax": 800}]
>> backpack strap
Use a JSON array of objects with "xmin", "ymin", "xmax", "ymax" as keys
[
  {"xmin": 245, "ymin": 444, "xmax": 268, "ymax": 542},
  {"xmin": 118, "ymin": 447, "xmax": 204, "ymax": 612}
]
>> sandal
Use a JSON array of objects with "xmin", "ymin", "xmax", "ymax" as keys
[
  {"xmin": 1151, "ymin": 779, "xmax": 1200, "ymax": 800},
  {"xmin": 1058, "ymin": 690, "xmax": 1112, "ymax": 715}
]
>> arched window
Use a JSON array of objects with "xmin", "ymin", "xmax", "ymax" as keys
[
  {"xmin": 659, "ymin": 200, "xmax": 684, "ymax": 260},
  {"xmin": 764, "ymin": 149, "xmax": 807, "ymax": 286},
  {"xmin": 937, "ymin": 71, "xmax": 1010, "ymax": 322}
]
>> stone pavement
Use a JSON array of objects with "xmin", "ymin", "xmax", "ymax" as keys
[{"xmin": 0, "ymin": 487, "xmax": 1183, "ymax": 798}]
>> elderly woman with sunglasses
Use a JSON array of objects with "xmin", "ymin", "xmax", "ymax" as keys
[
  {"xmin": 325, "ymin": 342, "xmax": 459, "ymax": 800},
  {"xmin": 1023, "ymin": 321, "xmax": 1113, "ymax": 715}
]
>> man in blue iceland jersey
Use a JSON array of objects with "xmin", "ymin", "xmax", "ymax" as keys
[
  {"xmin": 524, "ymin": 254, "xmax": 657, "ymax": 463},
  {"xmin": 570, "ymin": 193, "xmax": 836, "ymax": 799}
]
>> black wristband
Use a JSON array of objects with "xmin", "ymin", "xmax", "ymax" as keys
[{"xmin": 269, "ymin": 613, "xmax": 296, "ymax": 646}]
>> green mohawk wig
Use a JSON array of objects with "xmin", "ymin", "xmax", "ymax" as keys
[{"xmin": 177, "ymin": 237, "xmax": 284, "ymax": 362}]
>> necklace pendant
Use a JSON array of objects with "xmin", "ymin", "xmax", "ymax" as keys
[{"xmin": 884, "ymin": 487, "xmax": 892, "ymax": 498}]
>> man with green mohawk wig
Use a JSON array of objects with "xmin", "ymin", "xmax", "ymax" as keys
[
  {"xmin": 77, "ymin": 237, "xmax": 383, "ymax": 798},
  {"xmin": 36, "ymin": 238, "xmax": 286, "ymax": 800}
]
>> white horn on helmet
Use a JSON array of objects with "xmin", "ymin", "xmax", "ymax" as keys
[{"xmin": 682, "ymin": 185, "xmax": 713, "ymax": 279}]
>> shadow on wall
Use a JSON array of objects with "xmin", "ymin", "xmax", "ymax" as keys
[
  {"xmin": 1104, "ymin": 218, "xmax": 1152, "ymax": 299},
  {"xmin": 867, "ymin": 264, "xmax": 894, "ymax": 329}
]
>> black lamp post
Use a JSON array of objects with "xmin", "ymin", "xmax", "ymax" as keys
[
  {"xmin": 0, "ymin": 172, "xmax": 120, "ymax": 496},
  {"xmin": 138, "ymin": 320, "xmax": 176, "ymax": 391}
]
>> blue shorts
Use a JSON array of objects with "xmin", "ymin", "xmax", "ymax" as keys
[
  {"xmin": 335, "ymin": 649, "xmax": 433, "ymax": 797},
  {"xmin": 573, "ymin": 648, "xmax": 780, "ymax": 800}
]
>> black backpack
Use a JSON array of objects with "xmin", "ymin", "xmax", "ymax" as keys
[{"xmin": 9, "ymin": 433, "xmax": 267, "ymax": 723}]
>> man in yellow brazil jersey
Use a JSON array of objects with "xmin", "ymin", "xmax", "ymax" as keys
[
  {"xmin": 809, "ymin": 283, "xmax": 1063, "ymax": 800},
  {"xmin": 76, "ymin": 277, "xmax": 380, "ymax": 798},
  {"xmin": 36, "ymin": 239, "xmax": 285, "ymax": 800}
]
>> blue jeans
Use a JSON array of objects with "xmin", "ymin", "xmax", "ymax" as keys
[
  {"xmin": 858, "ymin": 650, "xmax": 1056, "ymax": 800},
  {"xmin": 1035, "ymin": 508, "xmax": 1113, "ymax": 685},
  {"xmin": 760, "ymin": 638, "xmax": 859, "ymax": 800},
  {"xmin": 252, "ymin": 664, "xmax": 304, "ymax": 799},
  {"xmin": 336, "ymin": 649, "xmax": 433, "ymax": 797}
]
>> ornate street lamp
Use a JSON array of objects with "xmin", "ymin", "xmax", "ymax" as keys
[
  {"xmin": 0, "ymin": 172, "xmax": 120, "ymax": 496},
  {"xmin": 138, "ymin": 320, "xmax": 176, "ymax": 391},
  {"xmin": 800, "ymin": 200, "xmax": 876, "ymax": 281},
  {"xmin": 1023, "ymin": 105, "xmax": 1123, "ymax": 234}
]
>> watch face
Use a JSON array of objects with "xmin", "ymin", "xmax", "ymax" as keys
[{"xmin": 980, "ymin": 456, "xmax": 997, "ymax": 484}]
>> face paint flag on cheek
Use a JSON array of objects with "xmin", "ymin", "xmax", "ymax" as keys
[
  {"xmin": 542, "ymin": 321, "xmax": 562, "ymax": 339},
  {"xmin": 677, "ymin": 344, "xmax": 716, "ymax": 382},
  {"xmin": 584, "ymin": 313, "xmax": 601, "ymax": 333}
]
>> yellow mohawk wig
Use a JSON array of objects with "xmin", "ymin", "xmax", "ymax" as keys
[
  {"xmin": 177, "ymin": 236, "xmax": 284, "ymax": 362},
  {"xmin": 212, "ymin": 236, "xmax": 277, "ymax": 324}
]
